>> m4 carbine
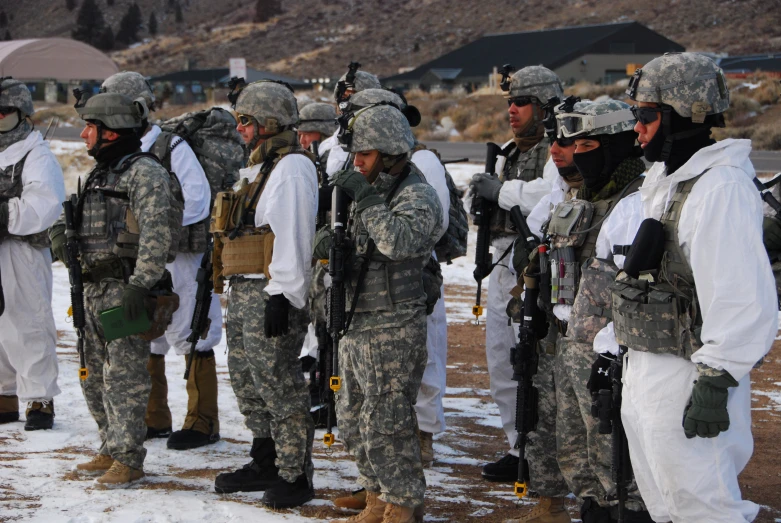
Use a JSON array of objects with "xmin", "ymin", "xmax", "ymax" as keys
[
  {"xmin": 63, "ymin": 196, "xmax": 88, "ymax": 380},
  {"xmin": 183, "ymin": 244, "xmax": 214, "ymax": 380},
  {"xmin": 472, "ymin": 142, "xmax": 503, "ymax": 322}
]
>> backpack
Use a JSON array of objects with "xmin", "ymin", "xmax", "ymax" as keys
[
  {"xmin": 412, "ymin": 144, "xmax": 469, "ymax": 264},
  {"xmin": 153, "ymin": 108, "xmax": 246, "ymax": 199}
]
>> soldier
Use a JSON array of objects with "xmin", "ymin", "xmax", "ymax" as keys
[
  {"xmin": 49, "ymin": 92, "xmax": 175, "ymax": 487},
  {"xmin": 211, "ymin": 80, "xmax": 316, "ymax": 509},
  {"xmin": 0, "ymin": 78, "xmax": 64, "ymax": 431},
  {"xmin": 468, "ymin": 66, "xmax": 561, "ymax": 484},
  {"xmin": 331, "ymin": 88, "xmax": 452, "ymax": 513},
  {"xmin": 321, "ymin": 104, "xmax": 443, "ymax": 523},
  {"xmin": 298, "ymin": 102, "xmax": 338, "ymax": 157},
  {"xmin": 508, "ymin": 99, "xmax": 649, "ymax": 523},
  {"xmin": 100, "ymin": 71, "xmax": 223, "ymax": 450},
  {"xmin": 597, "ymin": 52, "xmax": 776, "ymax": 522}
]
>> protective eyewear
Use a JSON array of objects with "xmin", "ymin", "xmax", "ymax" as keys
[
  {"xmin": 507, "ymin": 96, "xmax": 536, "ymax": 108},
  {"xmin": 0, "ymin": 107, "xmax": 16, "ymax": 116},
  {"xmin": 236, "ymin": 114, "xmax": 256, "ymax": 127},
  {"xmin": 553, "ymin": 136, "xmax": 576, "ymax": 147},
  {"xmin": 630, "ymin": 106, "xmax": 662, "ymax": 125},
  {"xmin": 555, "ymin": 109, "xmax": 634, "ymax": 139}
]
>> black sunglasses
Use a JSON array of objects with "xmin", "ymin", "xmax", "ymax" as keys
[
  {"xmin": 0, "ymin": 107, "xmax": 17, "ymax": 116},
  {"xmin": 630, "ymin": 106, "xmax": 662, "ymax": 125},
  {"xmin": 553, "ymin": 136, "xmax": 576, "ymax": 147},
  {"xmin": 507, "ymin": 96, "xmax": 536, "ymax": 108}
]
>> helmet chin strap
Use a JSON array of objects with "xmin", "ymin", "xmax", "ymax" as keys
[
  {"xmin": 659, "ymin": 106, "xmax": 712, "ymax": 162},
  {"xmin": 87, "ymin": 122, "xmax": 107, "ymax": 158}
]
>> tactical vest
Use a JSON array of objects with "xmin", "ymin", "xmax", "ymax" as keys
[
  {"xmin": 77, "ymin": 153, "xmax": 184, "ymax": 267},
  {"xmin": 546, "ymin": 177, "xmax": 643, "ymax": 306},
  {"xmin": 611, "ymin": 176, "xmax": 703, "ymax": 359},
  {"xmin": 211, "ymin": 147, "xmax": 314, "ymax": 284},
  {"xmin": 0, "ymin": 153, "xmax": 50, "ymax": 249},
  {"xmin": 150, "ymin": 132, "xmax": 210, "ymax": 255},
  {"xmin": 348, "ymin": 167, "xmax": 428, "ymax": 313},
  {"xmin": 491, "ymin": 137, "xmax": 549, "ymax": 235}
]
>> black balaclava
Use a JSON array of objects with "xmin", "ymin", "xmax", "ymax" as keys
[
  {"xmin": 642, "ymin": 105, "xmax": 716, "ymax": 174},
  {"xmin": 92, "ymin": 129, "xmax": 142, "ymax": 166},
  {"xmin": 573, "ymin": 130, "xmax": 639, "ymax": 192}
]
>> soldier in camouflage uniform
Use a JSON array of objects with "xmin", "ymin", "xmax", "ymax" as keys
[
  {"xmin": 321, "ymin": 104, "xmax": 443, "ymax": 523},
  {"xmin": 211, "ymin": 81, "xmax": 316, "ymax": 509},
  {"xmin": 49, "ymin": 92, "xmax": 175, "ymax": 487},
  {"xmin": 469, "ymin": 66, "xmax": 562, "ymax": 488},
  {"xmin": 506, "ymin": 100, "xmax": 649, "ymax": 523},
  {"xmin": 0, "ymin": 78, "xmax": 64, "ymax": 431}
]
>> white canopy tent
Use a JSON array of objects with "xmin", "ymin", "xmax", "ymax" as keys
[{"xmin": 0, "ymin": 38, "xmax": 118, "ymax": 81}]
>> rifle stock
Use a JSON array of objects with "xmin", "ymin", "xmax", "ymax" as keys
[
  {"xmin": 63, "ymin": 196, "xmax": 88, "ymax": 380},
  {"xmin": 472, "ymin": 142, "xmax": 503, "ymax": 322},
  {"xmin": 184, "ymin": 245, "xmax": 214, "ymax": 380}
]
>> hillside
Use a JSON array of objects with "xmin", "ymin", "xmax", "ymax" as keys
[{"xmin": 7, "ymin": 0, "xmax": 781, "ymax": 79}]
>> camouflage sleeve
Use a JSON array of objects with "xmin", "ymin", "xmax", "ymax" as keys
[
  {"xmin": 360, "ymin": 183, "xmax": 443, "ymax": 261},
  {"xmin": 126, "ymin": 159, "xmax": 173, "ymax": 289}
]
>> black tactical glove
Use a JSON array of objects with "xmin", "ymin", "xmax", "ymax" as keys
[
  {"xmin": 470, "ymin": 173, "xmax": 503, "ymax": 202},
  {"xmin": 333, "ymin": 169, "xmax": 384, "ymax": 212},
  {"xmin": 264, "ymin": 294, "xmax": 290, "ymax": 338},
  {"xmin": 762, "ymin": 216, "xmax": 781, "ymax": 253},
  {"xmin": 49, "ymin": 224, "xmax": 68, "ymax": 266},
  {"xmin": 0, "ymin": 201, "xmax": 9, "ymax": 238},
  {"xmin": 682, "ymin": 370, "xmax": 739, "ymax": 439},
  {"xmin": 587, "ymin": 354, "xmax": 614, "ymax": 395},
  {"xmin": 122, "ymin": 284, "xmax": 149, "ymax": 321}
]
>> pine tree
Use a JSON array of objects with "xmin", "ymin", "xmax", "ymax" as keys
[
  {"xmin": 149, "ymin": 12, "xmax": 158, "ymax": 36},
  {"xmin": 98, "ymin": 26, "xmax": 114, "ymax": 50},
  {"xmin": 116, "ymin": 2, "xmax": 143, "ymax": 45},
  {"xmin": 66, "ymin": 0, "xmax": 78, "ymax": 12},
  {"xmin": 174, "ymin": 1, "xmax": 183, "ymax": 23},
  {"xmin": 0, "ymin": 11, "xmax": 7, "ymax": 27},
  {"xmin": 254, "ymin": 0, "xmax": 281, "ymax": 23},
  {"xmin": 71, "ymin": 0, "xmax": 106, "ymax": 48}
]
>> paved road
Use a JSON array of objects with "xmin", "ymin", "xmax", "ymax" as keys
[{"xmin": 48, "ymin": 128, "xmax": 781, "ymax": 173}]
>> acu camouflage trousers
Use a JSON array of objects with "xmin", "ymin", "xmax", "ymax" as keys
[
  {"xmin": 226, "ymin": 277, "xmax": 314, "ymax": 483},
  {"xmin": 81, "ymin": 280, "xmax": 151, "ymax": 470},
  {"xmin": 336, "ymin": 313, "xmax": 428, "ymax": 508}
]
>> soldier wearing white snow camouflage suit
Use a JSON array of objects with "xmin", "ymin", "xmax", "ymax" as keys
[
  {"xmin": 211, "ymin": 80, "xmax": 317, "ymax": 509},
  {"xmin": 0, "ymin": 78, "xmax": 64, "ymax": 432},
  {"xmin": 100, "ymin": 71, "xmax": 224, "ymax": 450},
  {"xmin": 468, "ymin": 66, "xmax": 564, "ymax": 496},
  {"xmin": 595, "ymin": 52, "xmax": 777, "ymax": 523}
]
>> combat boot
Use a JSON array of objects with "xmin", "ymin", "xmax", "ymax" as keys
[
  {"xmin": 262, "ymin": 473, "xmax": 314, "ymax": 509},
  {"xmin": 581, "ymin": 498, "xmax": 611, "ymax": 523},
  {"xmin": 75, "ymin": 454, "xmax": 114, "ymax": 474},
  {"xmin": 331, "ymin": 490, "xmax": 385, "ymax": 523},
  {"xmin": 95, "ymin": 461, "xmax": 144, "ymax": 488},
  {"xmin": 482, "ymin": 453, "xmax": 519, "ymax": 482},
  {"xmin": 504, "ymin": 497, "xmax": 571, "ymax": 523},
  {"xmin": 24, "ymin": 400, "xmax": 54, "ymax": 431},
  {"xmin": 334, "ymin": 488, "xmax": 368, "ymax": 510},
  {"xmin": 619, "ymin": 508, "xmax": 655, "ymax": 523},
  {"xmin": 145, "ymin": 354, "xmax": 172, "ymax": 439},
  {"xmin": 214, "ymin": 437, "xmax": 279, "ymax": 493},
  {"xmin": 0, "ymin": 395, "xmax": 19, "ymax": 424},
  {"xmin": 418, "ymin": 430, "xmax": 434, "ymax": 467},
  {"xmin": 382, "ymin": 503, "xmax": 418, "ymax": 523},
  {"xmin": 168, "ymin": 350, "xmax": 220, "ymax": 450}
]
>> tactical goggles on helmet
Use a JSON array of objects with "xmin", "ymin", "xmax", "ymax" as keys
[
  {"xmin": 507, "ymin": 96, "xmax": 537, "ymax": 108},
  {"xmin": 555, "ymin": 109, "xmax": 635, "ymax": 139},
  {"xmin": 236, "ymin": 113, "xmax": 257, "ymax": 127},
  {"xmin": 630, "ymin": 105, "xmax": 662, "ymax": 125}
]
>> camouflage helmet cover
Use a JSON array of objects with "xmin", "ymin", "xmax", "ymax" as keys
[
  {"xmin": 76, "ymin": 92, "xmax": 148, "ymax": 130},
  {"xmin": 332, "ymin": 70, "xmax": 382, "ymax": 100},
  {"xmin": 556, "ymin": 99, "xmax": 636, "ymax": 138},
  {"xmin": 508, "ymin": 66, "xmax": 564, "ymax": 102},
  {"xmin": 235, "ymin": 80, "xmax": 299, "ymax": 131},
  {"xmin": 298, "ymin": 102, "xmax": 337, "ymax": 136},
  {"xmin": 626, "ymin": 52, "xmax": 730, "ymax": 121},
  {"xmin": 101, "ymin": 71, "xmax": 156, "ymax": 111},
  {"xmin": 0, "ymin": 78, "xmax": 34, "ymax": 117},
  {"xmin": 346, "ymin": 104, "xmax": 414, "ymax": 155},
  {"xmin": 348, "ymin": 88, "xmax": 405, "ymax": 109}
]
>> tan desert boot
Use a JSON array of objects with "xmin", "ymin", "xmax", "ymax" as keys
[
  {"xmin": 334, "ymin": 488, "xmax": 368, "ymax": 510},
  {"xmin": 382, "ymin": 503, "xmax": 418, "ymax": 523},
  {"xmin": 331, "ymin": 490, "xmax": 385, "ymax": 523},
  {"xmin": 182, "ymin": 351, "xmax": 219, "ymax": 434},
  {"xmin": 76, "ymin": 454, "xmax": 114, "ymax": 474},
  {"xmin": 145, "ymin": 354, "xmax": 172, "ymax": 437},
  {"xmin": 95, "ymin": 461, "xmax": 144, "ymax": 488},
  {"xmin": 504, "ymin": 497, "xmax": 571, "ymax": 523}
]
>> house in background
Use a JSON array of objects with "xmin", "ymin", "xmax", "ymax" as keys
[
  {"xmin": 383, "ymin": 21, "xmax": 684, "ymax": 91},
  {"xmin": 719, "ymin": 54, "xmax": 781, "ymax": 78}
]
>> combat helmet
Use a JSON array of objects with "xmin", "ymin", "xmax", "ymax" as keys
[
  {"xmin": 555, "ymin": 99, "xmax": 635, "ymax": 139},
  {"xmin": 347, "ymin": 88, "xmax": 422, "ymax": 127},
  {"xmin": 340, "ymin": 104, "xmax": 414, "ymax": 156},
  {"xmin": 0, "ymin": 78, "xmax": 34, "ymax": 118},
  {"xmin": 506, "ymin": 66, "xmax": 564, "ymax": 104},
  {"xmin": 233, "ymin": 80, "xmax": 299, "ymax": 136},
  {"xmin": 626, "ymin": 52, "xmax": 729, "ymax": 122},
  {"xmin": 75, "ymin": 92, "xmax": 148, "ymax": 130},
  {"xmin": 101, "ymin": 71, "xmax": 156, "ymax": 111},
  {"xmin": 298, "ymin": 102, "xmax": 337, "ymax": 137}
]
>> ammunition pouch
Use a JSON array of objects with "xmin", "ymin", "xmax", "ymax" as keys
[
  {"xmin": 138, "ymin": 271, "xmax": 180, "ymax": 341},
  {"xmin": 548, "ymin": 246, "xmax": 579, "ymax": 305},
  {"xmin": 568, "ymin": 257, "xmax": 617, "ymax": 344},
  {"xmin": 219, "ymin": 227, "xmax": 274, "ymax": 279},
  {"xmin": 611, "ymin": 271, "xmax": 702, "ymax": 359},
  {"xmin": 177, "ymin": 218, "xmax": 210, "ymax": 254}
]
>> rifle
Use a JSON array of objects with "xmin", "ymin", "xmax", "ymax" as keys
[
  {"xmin": 472, "ymin": 142, "xmax": 503, "ymax": 322},
  {"xmin": 442, "ymin": 157, "xmax": 469, "ymax": 165},
  {"xmin": 183, "ymin": 245, "xmax": 214, "ymax": 380},
  {"xmin": 323, "ymin": 186, "xmax": 350, "ymax": 448},
  {"xmin": 312, "ymin": 140, "xmax": 328, "ymax": 229},
  {"xmin": 511, "ymin": 242, "xmax": 540, "ymax": 500},
  {"xmin": 63, "ymin": 196, "xmax": 88, "ymax": 381}
]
